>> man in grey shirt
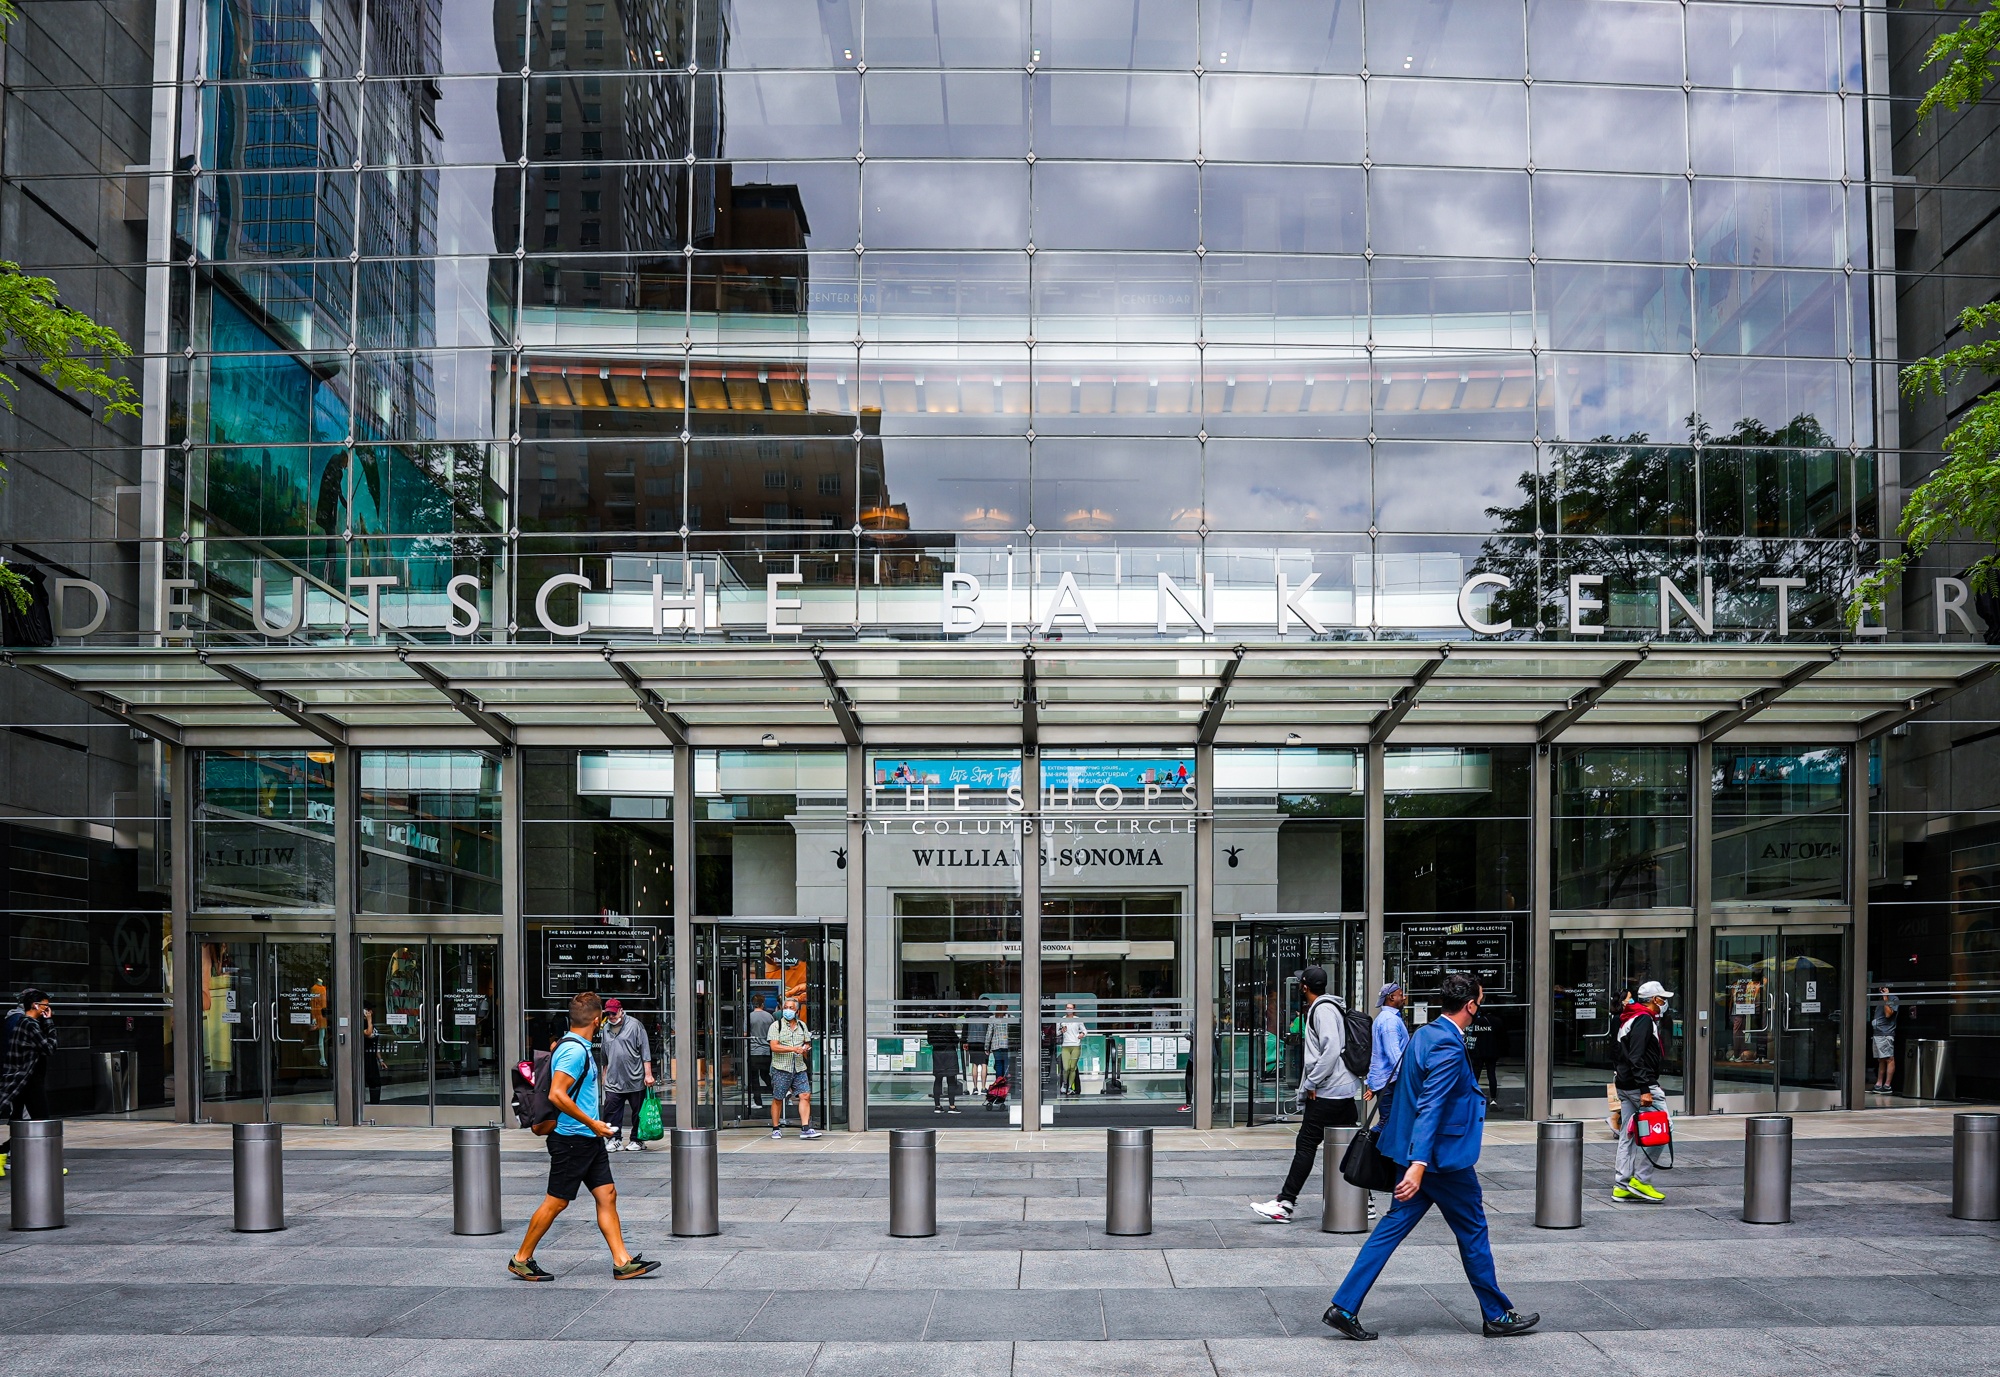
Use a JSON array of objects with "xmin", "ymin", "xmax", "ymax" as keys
[
  {"xmin": 1253, "ymin": 965, "xmax": 1360, "ymax": 1222},
  {"xmin": 748, "ymin": 995, "xmax": 776, "ymax": 1110},
  {"xmin": 597, "ymin": 998, "xmax": 654, "ymax": 1151}
]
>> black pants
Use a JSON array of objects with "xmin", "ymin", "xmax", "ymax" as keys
[
  {"xmin": 750, "ymin": 1056, "xmax": 772, "ymax": 1105},
  {"xmin": 1474, "ymin": 1060, "xmax": 1500, "ymax": 1101},
  {"xmin": 1278, "ymin": 1094, "xmax": 1359, "ymax": 1203},
  {"xmin": 601, "ymin": 1088, "xmax": 648, "ymax": 1135},
  {"xmin": 932, "ymin": 1054, "xmax": 961, "ymax": 1106},
  {"xmin": 0, "ymin": 1082, "xmax": 49, "ymax": 1156}
]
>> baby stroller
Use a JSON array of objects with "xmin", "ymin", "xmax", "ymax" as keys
[{"xmin": 984, "ymin": 1073, "xmax": 1010, "ymax": 1110}]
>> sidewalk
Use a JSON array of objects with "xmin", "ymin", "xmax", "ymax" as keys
[
  {"xmin": 50, "ymin": 1102, "xmax": 2000, "ymax": 1154},
  {"xmin": 1, "ymin": 1111, "xmax": 1996, "ymax": 1377}
]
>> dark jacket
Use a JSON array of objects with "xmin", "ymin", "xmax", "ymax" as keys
[
  {"xmin": 0, "ymin": 1010, "xmax": 56, "ymax": 1114},
  {"xmin": 1612, "ymin": 1003, "xmax": 1664, "ymax": 1090}
]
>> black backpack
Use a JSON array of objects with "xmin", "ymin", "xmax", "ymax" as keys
[
  {"xmin": 1310, "ymin": 996, "xmax": 1374, "ymax": 1081},
  {"xmin": 517, "ymin": 1034, "xmax": 595, "ymax": 1136}
]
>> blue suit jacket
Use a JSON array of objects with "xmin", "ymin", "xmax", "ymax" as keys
[{"xmin": 1376, "ymin": 1018, "xmax": 1485, "ymax": 1173}]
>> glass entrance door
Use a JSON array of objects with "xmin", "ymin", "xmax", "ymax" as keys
[
  {"xmin": 198, "ymin": 936, "xmax": 335, "ymax": 1123},
  {"xmin": 1214, "ymin": 918, "xmax": 1364, "ymax": 1129},
  {"xmin": 1550, "ymin": 932, "xmax": 1688, "ymax": 1111},
  {"xmin": 700, "ymin": 924, "xmax": 844, "ymax": 1130},
  {"xmin": 360, "ymin": 938, "xmax": 503, "ymax": 1125},
  {"xmin": 1712, "ymin": 928, "xmax": 1846, "ymax": 1112}
]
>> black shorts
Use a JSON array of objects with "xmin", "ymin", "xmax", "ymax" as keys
[
  {"xmin": 966, "ymin": 1048, "xmax": 989, "ymax": 1066},
  {"xmin": 546, "ymin": 1132, "xmax": 614, "ymax": 1201}
]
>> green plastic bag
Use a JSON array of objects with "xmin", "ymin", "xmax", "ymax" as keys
[{"xmin": 635, "ymin": 1091, "xmax": 665, "ymax": 1143}]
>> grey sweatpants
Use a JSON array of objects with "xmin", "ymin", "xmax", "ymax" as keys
[{"xmin": 1615, "ymin": 1084, "xmax": 1666, "ymax": 1186}]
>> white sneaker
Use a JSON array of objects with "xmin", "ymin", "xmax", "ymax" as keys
[{"xmin": 1251, "ymin": 1198, "xmax": 1295, "ymax": 1222}]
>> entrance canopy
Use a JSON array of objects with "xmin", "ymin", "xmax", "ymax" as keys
[{"xmin": 10, "ymin": 641, "xmax": 1993, "ymax": 750}]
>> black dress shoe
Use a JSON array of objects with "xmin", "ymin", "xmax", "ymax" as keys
[
  {"xmin": 1482, "ymin": 1310, "xmax": 1541, "ymax": 1337},
  {"xmin": 1322, "ymin": 1305, "xmax": 1378, "ymax": 1341}
]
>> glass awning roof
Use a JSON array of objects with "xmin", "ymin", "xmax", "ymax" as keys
[{"xmin": 7, "ymin": 641, "xmax": 1993, "ymax": 750}]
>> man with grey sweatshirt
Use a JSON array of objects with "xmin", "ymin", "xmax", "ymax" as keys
[{"xmin": 1252, "ymin": 964, "xmax": 1360, "ymax": 1222}]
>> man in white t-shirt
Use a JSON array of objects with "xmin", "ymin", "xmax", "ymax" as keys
[{"xmin": 1057, "ymin": 1003, "xmax": 1086, "ymax": 1097}]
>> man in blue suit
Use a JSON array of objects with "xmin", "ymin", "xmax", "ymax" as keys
[{"xmin": 1323, "ymin": 971, "xmax": 1540, "ymax": 1341}]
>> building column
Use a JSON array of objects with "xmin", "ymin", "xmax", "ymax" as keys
[
  {"xmin": 1845, "ymin": 741, "xmax": 1872, "ymax": 1109},
  {"xmin": 1528, "ymin": 744, "xmax": 1553, "ymax": 1120},
  {"xmin": 1364, "ymin": 742, "xmax": 1386, "ymax": 1010},
  {"xmin": 333, "ymin": 745, "xmax": 358, "ymax": 1124},
  {"xmin": 1019, "ymin": 750, "xmax": 1042, "ymax": 1132},
  {"xmin": 496, "ymin": 748, "xmax": 523, "ymax": 1126},
  {"xmin": 1192, "ymin": 742, "xmax": 1215, "ymax": 1129},
  {"xmin": 845, "ymin": 745, "xmax": 867, "ymax": 1131},
  {"xmin": 672, "ymin": 744, "xmax": 696, "ymax": 1124},
  {"xmin": 170, "ymin": 744, "xmax": 196, "ymax": 1123},
  {"xmin": 1690, "ymin": 739, "xmax": 1716, "ymax": 1116}
]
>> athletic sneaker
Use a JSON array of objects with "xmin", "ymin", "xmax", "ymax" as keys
[
  {"xmin": 1612, "ymin": 1184, "xmax": 1637, "ymax": 1201},
  {"xmin": 1251, "ymin": 1198, "xmax": 1295, "ymax": 1222},
  {"xmin": 1624, "ymin": 1177, "xmax": 1665, "ymax": 1202},
  {"xmin": 770, "ymin": 1128, "xmax": 783, "ymax": 1139},
  {"xmin": 800, "ymin": 1127, "xmax": 824, "ymax": 1140}
]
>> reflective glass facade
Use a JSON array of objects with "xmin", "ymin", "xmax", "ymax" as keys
[
  {"xmin": 164, "ymin": 0, "xmax": 1882, "ymax": 646},
  {"xmin": 11, "ymin": 0, "xmax": 2000, "ymax": 1133}
]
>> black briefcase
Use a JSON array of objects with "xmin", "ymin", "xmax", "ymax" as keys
[{"xmin": 1339, "ymin": 1104, "xmax": 1401, "ymax": 1193}]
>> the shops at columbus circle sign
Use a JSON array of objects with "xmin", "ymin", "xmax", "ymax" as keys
[{"xmin": 36, "ymin": 567, "xmax": 1988, "ymax": 640}]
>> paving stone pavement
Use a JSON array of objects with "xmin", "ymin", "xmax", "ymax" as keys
[{"xmin": 1, "ymin": 1130, "xmax": 1994, "ymax": 1375}]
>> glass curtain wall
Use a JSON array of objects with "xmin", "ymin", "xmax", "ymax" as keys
[
  {"xmin": 864, "ymin": 753, "xmax": 1023, "ymax": 1126},
  {"xmin": 522, "ymin": 748, "xmax": 674, "ymax": 1116},
  {"xmin": 1212, "ymin": 747, "xmax": 1366, "ymax": 1126},
  {"xmin": 1384, "ymin": 746, "xmax": 1531, "ymax": 1116},
  {"xmin": 1712, "ymin": 745, "xmax": 1848, "ymax": 904},
  {"xmin": 170, "ymin": 0, "xmax": 1875, "ymax": 647},
  {"xmin": 1554, "ymin": 747, "xmax": 1692, "ymax": 909},
  {"xmin": 358, "ymin": 751, "xmax": 503, "ymax": 914},
  {"xmin": 693, "ymin": 750, "xmax": 847, "ymax": 1128}
]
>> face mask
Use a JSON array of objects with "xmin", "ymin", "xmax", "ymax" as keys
[{"xmin": 783, "ymin": 1009, "xmax": 797, "ymax": 1022}]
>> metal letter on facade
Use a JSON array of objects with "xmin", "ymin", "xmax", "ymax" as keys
[
  {"xmin": 536, "ymin": 573, "xmax": 592, "ymax": 636},
  {"xmin": 942, "ymin": 572, "xmax": 983, "ymax": 634},
  {"xmin": 1567, "ymin": 574, "xmax": 1605, "ymax": 636},
  {"xmin": 249, "ymin": 567, "xmax": 305, "ymax": 637},
  {"xmin": 49, "ymin": 579, "xmax": 109, "ymax": 638},
  {"xmin": 1456, "ymin": 572, "xmax": 1513, "ymax": 635}
]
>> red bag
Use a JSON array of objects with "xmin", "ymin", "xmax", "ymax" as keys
[{"xmin": 1631, "ymin": 1108, "xmax": 1672, "ymax": 1147}]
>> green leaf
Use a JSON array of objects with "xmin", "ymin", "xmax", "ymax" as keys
[
  {"xmin": 1917, "ymin": 1, "xmax": 2000, "ymax": 123},
  {"xmin": 0, "ymin": 263, "xmax": 140, "ymax": 417}
]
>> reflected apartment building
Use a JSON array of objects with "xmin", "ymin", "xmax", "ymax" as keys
[{"xmin": 1, "ymin": 0, "xmax": 1997, "ymax": 1130}]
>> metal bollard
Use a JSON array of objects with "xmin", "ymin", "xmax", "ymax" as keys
[
  {"xmin": 1105, "ymin": 1127, "xmax": 1152, "ymax": 1236},
  {"xmin": 451, "ymin": 1125, "xmax": 503, "ymax": 1236},
  {"xmin": 1321, "ymin": 1126, "xmax": 1369, "ymax": 1233},
  {"xmin": 8, "ymin": 1119, "xmax": 64, "ymax": 1230},
  {"xmin": 232, "ymin": 1122, "xmax": 285, "ymax": 1233},
  {"xmin": 888, "ymin": 1128, "xmax": 937, "ymax": 1237},
  {"xmin": 671, "ymin": 1126, "xmax": 719, "ymax": 1237},
  {"xmin": 1742, "ymin": 1114, "xmax": 1792, "ymax": 1225},
  {"xmin": 1951, "ymin": 1112, "xmax": 1999, "ymax": 1222},
  {"xmin": 1534, "ymin": 1119, "xmax": 1584, "ymax": 1229}
]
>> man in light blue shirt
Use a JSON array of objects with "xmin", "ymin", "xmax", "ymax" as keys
[
  {"xmin": 510, "ymin": 992, "xmax": 660, "ymax": 1282},
  {"xmin": 1366, "ymin": 983, "xmax": 1411, "ymax": 1124}
]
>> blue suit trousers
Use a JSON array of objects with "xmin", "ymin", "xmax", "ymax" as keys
[{"xmin": 1329, "ymin": 1163, "xmax": 1512, "ymax": 1323}]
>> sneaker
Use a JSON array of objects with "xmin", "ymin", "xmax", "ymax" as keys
[
  {"xmin": 613, "ymin": 1254, "xmax": 662, "ymax": 1281},
  {"xmin": 1251, "ymin": 1198, "xmax": 1295, "ymax": 1222},
  {"xmin": 1625, "ymin": 1177, "xmax": 1665, "ymax": 1202},
  {"xmin": 1322, "ymin": 1305, "xmax": 1377, "ymax": 1341},
  {"xmin": 508, "ymin": 1256, "xmax": 554, "ymax": 1282},
  {"xmin": 770, "ymin": 1128, "xmax": 783, "ymax": 1140},
  {"xmin": 947, "ymin": 1106, "xmax": 962, "ymax": 1114},
  {"xmin": 1612, "ymin": 1184, "xmax": 1638, "ymax": 1201},
  {"xmin": 934, "ymin": 1107, "xmax": 944, "ymax": 1114},
  {"xmin": 800, "ymin": 1127, "xmax": 823, "ymax": 1140}
]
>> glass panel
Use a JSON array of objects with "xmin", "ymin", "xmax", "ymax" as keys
[
  {"xmin": 1712, "ymin": 747, "xmax": 1848, "ymax": 903},
  {"xmin": 268, "ymin": 941, "xmax": 336, "ymax": 1109},
  {"xmin": 1555, "ymin": 747, "xmax": 1692, "ymax": 909},
  {"xmin": 1551, "ymin": 933, "xmax": 1687, "ymax": 1101},
  {"xmin": 694, "ymin": 750, "xmax": 849, "ymax": 919},
  {"xmin": 706, "ymin": 927, "xmax": 844, "ymax": 1130},
  {"xmin": 362, "ymin": 940, "xmax": 431, "ymax": 1111},
  {"xmin": 865, "ymin": 752, "xmax": 1022, "ymax": 1128},
  {"xmin": 199, "ymin": 939, "xmax": 265, "ymax": 1107},
  {"xmin": 1214, "ymin": 748, "xmax": 1364, "ymax": 914},
  {"xmin": 1713, "ymin": 929, "xmax": 1776, "ymax": 1101},
  {"xmin": 359, "ymin": 751, "xmax": 503, "ymax": 914},
  {"xmin": 196, "ymin": 750, "xmax": 337, "ymax": 911},
  {"xmin": 1367, "ymin": 0, "xmax": 1525, "ymax": 77},
  {"xmin": 434, "ymin": 942, "xmax": 501, "ymax": 1109},
  {"xmin": 1778, "ymin": 931, "xmax": 1844, "ymax": 1093},
  {"xmin": 1527, "ymin": 0, "xmax": 1684, "ymax": 84}
]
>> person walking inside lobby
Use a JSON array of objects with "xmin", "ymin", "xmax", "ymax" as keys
[
  {"xmin": 1056, "ymin": 1003, "xmax": 1086, "ymax": 1097},
  {"xmin": 1322, "ymin": 971, "xmax": 1539, "ymax": 1342},
  {"xmin": 1252, "ymin": 964, "xmax": 1358, "ymax": 1223}
]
